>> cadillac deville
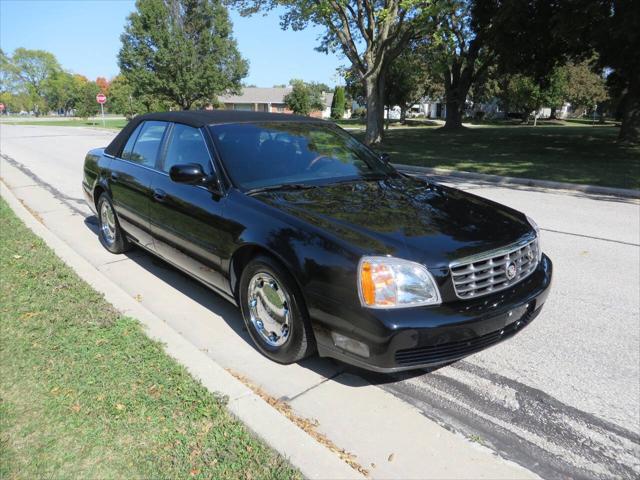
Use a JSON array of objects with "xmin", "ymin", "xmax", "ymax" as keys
[{"xmin": 82, "ymin": 111, "xmax": 552, "ymax": 372}]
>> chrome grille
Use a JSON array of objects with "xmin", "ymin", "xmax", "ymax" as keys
[{"xmin": 450, "ymin": 239, "xmax": 539, "ymax": 299}]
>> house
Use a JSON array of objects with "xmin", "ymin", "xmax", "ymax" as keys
[{"xmin": 217, "ymin": 87, "xmax": 338, "ymax": 119}]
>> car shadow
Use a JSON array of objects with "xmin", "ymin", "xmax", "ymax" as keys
[{"xmin": 83, "ymin": 215, "xmax": 427, "ymax": 388}]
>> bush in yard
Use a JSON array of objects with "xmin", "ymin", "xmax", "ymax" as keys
[{"xmin": 331, "ymin": 86, "xmax": 346, "ymax": 120}]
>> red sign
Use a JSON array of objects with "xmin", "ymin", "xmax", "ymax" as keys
[
  {"xmin": 96, "ymin": 94, "xmax": 107, "ymax": 104},
  {"xmin": 0, "ymin": 103, "xmax": 5, "ymax": 112}
]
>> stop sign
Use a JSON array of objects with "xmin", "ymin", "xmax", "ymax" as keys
[
  {"xmin": 0, "ymin": 103, "xmax": 5, "ymax": 112},
  {"xmin": 96, "ymin": 93, "xmax": 107, "ymax": 104}
]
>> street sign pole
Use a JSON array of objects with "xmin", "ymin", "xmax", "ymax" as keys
[{"xmin": 96, "ymin": 93, "xmax": 107, "ymax": 127}]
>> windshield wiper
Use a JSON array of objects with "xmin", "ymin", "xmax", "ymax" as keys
[{"xmin": 245, "ymin": 183, "xmax": 318, "ymax": 196}]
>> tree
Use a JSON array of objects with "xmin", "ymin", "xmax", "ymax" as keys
[
  {"xmin": 10, "ymin": 48, "xmax": 62, "ymax": 115},
  {"xmin": 96, "ymin": 77, "xmax": 110, "ymax": 95},
  {"xmin": 331, "ymin": 86, "xmax": 346, "ymax": 120},
  {"xmin": 234, "ymin": 0, "xmax": 437, "ymax": 145},
  {"xmin": 498, "ymin": 74, "xmax": 545, "ymax": 124},
  {"xmin": 284, "ymin": 79, "xmax": 324, "ymax": 115},
  {"xmin": 485, "ymin": 0, "xmax": 639, "ymax": 143},
  {"xmin": 119, "ymin": 0, "xmax": 248, "ymax": 110},
  {"xmin": 108, "ymin": 74, "xmax": 175, "ymax": 118},
  {"xmin": 385, "ymin": 44, "xmax": 443, "ymax": 123},
  {"xmin": 561, "ymin": 59, "xmax": 609, "ymax": 117},
  {"xmin": 74, "ymin": 79, "xmax": 101, "ymax": 119},
  {"xmin": 425, "ymin": 0, "xmax": 499, "ymax": 129}
]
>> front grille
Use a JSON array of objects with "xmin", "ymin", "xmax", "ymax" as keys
[
  {"xmin": 450, "ymin": 238, "xmax": 539, "ymax": 299},
  {"xmin": 394, "ymin": 305, "xmax": 540, "ymax": 366}
]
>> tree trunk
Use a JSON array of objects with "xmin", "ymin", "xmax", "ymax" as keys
[
  {"xmin": 443, "ymin": 75, "xmax": 471, "ymax": 129},
  {"xmin": 400, "ymin": 105, "xmax": 407, "ymax": 124},
  {"xmin": 618, "ymin": 80, "xmax": 640, "ymax": 144},
  {"xmin": 549, "ymin": 106, "xmax": 557, "ymax": 120},
  {"xmin": 363, "ymin": 73, "xmax": 385, "ymax": 145}
]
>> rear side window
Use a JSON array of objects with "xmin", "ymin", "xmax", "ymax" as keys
[
  {"xmin": 121, "ymin": 124, "xmax": 142, "ymax": 161},
  {"xmin": 127, "ymin": 121, "xmax": 167, "ymax": 168},
  {"xmin": 162, "ymin": 124, "xmax": 212, "ymax": 174}
]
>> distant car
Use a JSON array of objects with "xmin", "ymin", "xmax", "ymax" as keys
[{"xmin": 82, "ymin": 111, "xmax": 552, "ymax": 372}]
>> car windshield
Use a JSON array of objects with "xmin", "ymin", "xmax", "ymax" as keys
[{"xmin": 208, "ymin": 122, "xmax": 396, "ymax": 190}]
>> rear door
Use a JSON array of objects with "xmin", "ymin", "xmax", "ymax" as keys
[
  {"xmin": 109, "ymin": 120, "xmax": 168, "ymax": 249},
  {"xmin": 147, "ymin": 123, "xmax": 229, "ymax": 291}
]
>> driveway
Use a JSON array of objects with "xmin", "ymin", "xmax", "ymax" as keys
[{"xmin": 1, "ymin": 124, "xmax": 638, "ymax": 479}]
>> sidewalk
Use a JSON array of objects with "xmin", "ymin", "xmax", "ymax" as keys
[{"xmin": 1, "ymin": 154, "xmax": 537, "ymax": 479}]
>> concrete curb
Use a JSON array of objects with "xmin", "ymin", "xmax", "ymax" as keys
[
  {"xmin": 394, "ymin": 163, "xmax": 640, "ymax": 199},
  {"xmin": 0, "ymin": 179, "xmax": 363, "ymax": 480}
]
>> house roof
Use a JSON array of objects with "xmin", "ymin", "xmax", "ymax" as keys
[
  {"xmin": 219, "ymin": 87, "xmax": 333, "ymax": 109},
  {"xmin": 104, "ymin": 110, "xmax": 325, "ymax": 157},
  {"xmin": 218, "ymin": 87, "xmax": 292, "ymax": 104}
]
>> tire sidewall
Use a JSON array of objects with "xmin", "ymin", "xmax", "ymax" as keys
[
  {"xmin": 97, "ymin": 193, "xmax": 127, "ymax": 254},
  {"xmin": 239, "ymin": 256, "xmax": 312, "ymax": 364}
]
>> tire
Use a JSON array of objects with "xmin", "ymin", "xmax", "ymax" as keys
[
  {"xmin": 239, "ymin": 255, "xmax": 315, "ymax": 364},
  {"xmin": 96, "ymin": 192, "xmax": 131, "ymax": 254}
]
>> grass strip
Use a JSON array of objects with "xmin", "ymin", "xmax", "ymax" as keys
[{"xmin": 0, "ymin": 198, "xmax": 300, "ymax": 480}]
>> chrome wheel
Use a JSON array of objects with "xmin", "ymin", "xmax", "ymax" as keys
[
  {"xmin": 99, "ymin": 200, "xmax": 116, "ymax": 247},
  {"xmin": 248, "ymin": 272, "xmax": 291, "ymax": 347}
]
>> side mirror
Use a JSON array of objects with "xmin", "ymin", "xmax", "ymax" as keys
[
  {"xmin": 169, "ymin": 163, "xmax": 207, "ymax": 185},
  {"xmin": 380, "ymin": 152, "xmax": 391, "ymax": 164}
]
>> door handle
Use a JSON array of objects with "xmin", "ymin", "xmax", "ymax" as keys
[
  {"xmin": 110, "ymin": 172, "xmax": 120, "ymax": 181},
  {"xmin": 153, "ymin": 188, "xmax": 167, "ymax": 202}
]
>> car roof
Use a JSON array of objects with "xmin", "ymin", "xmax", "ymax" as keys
[{"xmin": 104, "ymin": 110, "xmax": 327, "ymax": 157}]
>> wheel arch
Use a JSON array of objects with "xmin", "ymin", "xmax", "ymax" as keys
[{"xmin": 229, "ymin": 243, "xmax": 307, "ymax": 308}]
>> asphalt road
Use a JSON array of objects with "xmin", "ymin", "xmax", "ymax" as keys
[{"xmin": 1, "ymin": 124, "xmax": 639, "ymax": 478}]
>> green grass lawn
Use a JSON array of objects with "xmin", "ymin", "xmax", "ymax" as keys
[
  {"xmin": 351, "ymin": 124, "xmax": 639, "ymax": 189},
  {"xmin": 2, "ymin": 118, "xmax": 127, "ymax": 129},
  {"xmin": 0, "ymin": 199, "xmax": 300, "ymax": 480}
]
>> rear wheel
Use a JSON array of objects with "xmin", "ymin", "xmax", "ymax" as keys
[
  {"xmin": 239, "ymin": 255, "xmax": 315, "ymax": 364},
  {"xmin": 97, "ymin": 193, "xmax": 131, "ymax": 254}
]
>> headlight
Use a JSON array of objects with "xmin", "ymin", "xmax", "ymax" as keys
[
  {"xmin": 358, "ymin": 256, "xmax": 441, "ymax": 308},
  {"xmin": 526, "ymin": 215, "xmax": 543, "ymax": 261}
]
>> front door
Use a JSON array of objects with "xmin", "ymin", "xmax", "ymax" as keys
[
  {"xmin": 147, "ymin": 123, "xmax": 229, "ymax": 292},
  {"xmin": 109, "ymin": 120, "xmax": 168, "ymax": 249}
]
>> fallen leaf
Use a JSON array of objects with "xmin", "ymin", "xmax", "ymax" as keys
[
  {"xmin": 115, "ymin": 403, "xmax": 125, "ymax": 411},
  {"xmin": 388, "ymin": 453, "xmax": 395, "ymax": 462},
  {"xmin": 134, "ymin": 294, "xmax": 143, "ymax": 302},
  {"xmin": 190, "ymin": 469, "xmax": 200, "ymax": 476},
  {"xmin": 12, "ymin": 254, "xmax": 22, "ymax": 259},
  {"xmin": 71, "ymin": 403, "xmax": 81, "ymax": 413},
  {"xmin": 370, "ymin": 463, "xmax": 377, "ymax": 469}
]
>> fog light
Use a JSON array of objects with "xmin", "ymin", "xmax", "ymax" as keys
[{"xmin": 331, "ymin": 332, "xmax": 370, "ymax": 358}]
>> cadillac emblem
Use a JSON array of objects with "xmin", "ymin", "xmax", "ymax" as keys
[{"xmin": 506, "ymin": 262, "xmax": 517, "ymax": 280}]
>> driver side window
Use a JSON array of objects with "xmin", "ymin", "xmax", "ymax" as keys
[{"xmin": 162, "ymin": 124, "xmax": 213, "ymax": 175}]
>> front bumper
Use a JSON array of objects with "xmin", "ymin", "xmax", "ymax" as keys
[{"xmin": 313, "ymin": 254, "xmax": 553, "ymax": 372}]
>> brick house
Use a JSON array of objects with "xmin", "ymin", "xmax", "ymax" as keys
[{"xmin": 217, "ymin": 87, "xmax": 335, "ymax": 119}]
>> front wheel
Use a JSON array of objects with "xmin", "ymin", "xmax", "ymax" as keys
[
  {"xmin": 97, "ymin": 193, "xmax": 131, "ymax": 254},
  {"xmin": 239, "ymin": 255, "xmax": 315, "ymax": 364}
]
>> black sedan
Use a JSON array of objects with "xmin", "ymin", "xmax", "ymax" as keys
[{"xmin": 82, "ymin": 111, "xmax": 552, "ymax": 372}]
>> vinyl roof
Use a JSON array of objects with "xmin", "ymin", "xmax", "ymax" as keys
[{"xmin": 104, "ymin": 110, "xmax": 325, "ymax": 157}]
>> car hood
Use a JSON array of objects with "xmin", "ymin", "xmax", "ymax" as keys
[{"xmin": 252, "ymin": 176, "xmax": 534, "ymax": 267}]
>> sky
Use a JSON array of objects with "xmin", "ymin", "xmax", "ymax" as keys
[{"xmin": 0, "ymin": 0, "xmax": 345, "ymax": 87}]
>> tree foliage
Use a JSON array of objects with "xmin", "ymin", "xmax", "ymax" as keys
[
  {"xmin": 108, "ymin": 74, "xmax": 175, "ymax": 118},
  {"xmin": 284, "ymin": 79, "xmax": 325, "ymax": 115},
  {"xmin": 73, "ymin": 80, "xmax": 101, "ymax": 119},
  {"xmin": 485, "ymin": 0, "xmax": 639, "ymax": 143},
  {"xmin": 233, "ymin": 0, "xmax": 439, "ymax": 144},
  {"xmin": 385, "ymin": 44, "xmax": 443, "ymax": 122},
  {"xmin": 562, "ymin": 59, "xmax": 609, "ymax": 114},
  {"xmin": 331, "ymin": 86, "xmax": 346, "ymax": 119},
  {"xmin": 5, "ymin": 48, "xmax": 62, "ymax": 115},
  {"xmin": 119, "ymin": 0, "xmax": 248, "ymax": 110}
]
